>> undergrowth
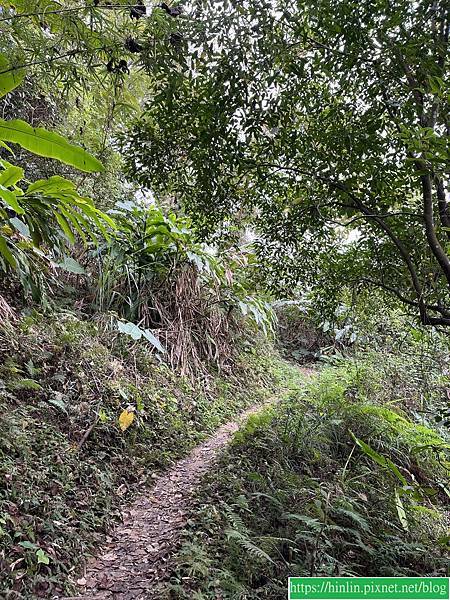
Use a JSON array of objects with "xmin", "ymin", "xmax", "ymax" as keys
[
  {"xmin": 0, "ymin": 311, "xmax": 285, "ymax": 598},
  {"xmin": 164, "ymin": 357, "xmax": 450, "ymax": 599}
]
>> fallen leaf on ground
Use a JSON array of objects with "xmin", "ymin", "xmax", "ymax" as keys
[{"xmin": 119, "ymin": 409, "xmax": 135, "ymax": 432}]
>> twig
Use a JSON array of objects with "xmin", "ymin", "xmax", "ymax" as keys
[{"xmin": 76, "ymin": 415, "xmax": 99, "ymax": 451}]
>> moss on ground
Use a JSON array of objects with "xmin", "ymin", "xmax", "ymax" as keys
[{"xmin": 0, "ymin": 311, "xmax": 286, "ymax": 598}]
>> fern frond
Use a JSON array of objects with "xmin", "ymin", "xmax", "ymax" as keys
[{"xmin": 225, "ymin": 528, "xmax": 275, "ymax": 564}]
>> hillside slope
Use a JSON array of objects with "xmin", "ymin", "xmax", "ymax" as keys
[{"xmin": 0, "ymin": 311, "xmax": 288, "ymax": 598}]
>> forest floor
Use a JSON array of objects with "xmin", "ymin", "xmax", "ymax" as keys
[{"xmin": 63, "ymin": 368, "xmax": 314, "ymax": 600}]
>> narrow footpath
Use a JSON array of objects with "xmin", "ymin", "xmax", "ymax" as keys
[{"xmin": 66, "ymin": 368, "xmax": 314, "ymax": 600}]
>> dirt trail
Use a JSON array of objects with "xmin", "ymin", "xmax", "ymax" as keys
[{"xmin": 66, "ymin": 368, "xmax": 314, "ymax": 600}]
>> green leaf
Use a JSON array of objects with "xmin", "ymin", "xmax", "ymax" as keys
[
  {"xmin": 58, "ymin": 204, "xmax": 87, "ymax": 244},
  {"xmin": 18, "ymin": 540, "xmax": 39, "ymax": 550},
  {"xmin": 0, "ymin": 165, "xmax": 24, "ymax": 187},
  {"xmin": 0, "ymin": 54, "xmax": 25, "ymax": 98},
  {"xmin": 98, "ymin": 408, "xmax": 108, "ymax": 423},
  {"xmin": 349, "ymin": 432, "xmax": 407, "ymax": 485},
  {"xmin": 142, "ymin": 328, "xmax": 166, "ymax": 354},
  {"xmin": 117, "ymin": 320, "xmax": 166, "ymax": 353},
  {"xmin": 56, "ymin": 256, "xmax": 86, "ymax": 274},
  {"xmin": 47, "ymin": 395, "xmax": 68, "ymax": 415},
  {"xmin": 10, "ymin": 217, "xmax": 30, "ymax": 238},
  {"xmin": 0, "ymin": 236, "xmax": 16, "ymax": 268},
  {"xmin": 282, "ymin": 513, "xmax": 321, "ymax": 529},
  {"xmin": 54, "ymin": 212, "xmax": 75, "ymax": 244},
  {"xmin": 117, "ymin": 320, "xmax": 142, "ymax": 340},
  {"xmin": 26, "ymin": 175, "xmax": 77, "ymax": 195},
  {"xmin": 36, "ymin": 548, "xmax": 50, "ymax": 565},
  {"xmin": 0, "ymin": 185, "xmax": 24, "ymax": 214},
  {"xmin": 0, "ymin": 120, "xmax": 104, "ymax": 172},
  {"xmin": 0, "ymin": 140, "xmax": 14, "ymax": 154}
]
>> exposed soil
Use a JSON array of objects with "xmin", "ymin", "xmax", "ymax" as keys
[{"xmin": 64, "ymin": 368, "xmax": 314, "ymax": 600}]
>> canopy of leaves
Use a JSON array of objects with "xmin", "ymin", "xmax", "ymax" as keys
[{"xmin": 124, "ymin": 0, "xmax": 450, "ymax": 324}]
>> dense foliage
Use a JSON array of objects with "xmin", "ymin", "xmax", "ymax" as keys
[
  {"xmin": 125, "ymin": 0, "xmax": 449, "ymax": 325},
  {"xmin": 165, "ymin": 333, "xmax": 450, "ymax": 598},
  {"xmin": 0, "ymin": 1, "xmax": 449, "ymax": 598}
]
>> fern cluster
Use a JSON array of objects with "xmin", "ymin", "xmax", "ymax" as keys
[{"xmin": 165, "ymin": 356, "xmax": 449, "ymax": 599}]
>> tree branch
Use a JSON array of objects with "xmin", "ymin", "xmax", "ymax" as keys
[
  {"xmin": 0, "ymin": 50, "xmax": 86, "ymax": 75},
  {"xmin": 421, "ymin": 173, "xmax": 450, "ymax": 286},
  {"xmin": 435, "ymin": 176, "xmax": 450, "ymax": 238},
  {"xmin": 0, "ymin": 4, "xmax": 142, "ymax": 23},
  {"xmin": 251, "ymin": 161, "xmax": 436, "ymax": 323},
  {"xmin": 359, "ymin": 277, "xmax": 450, "ymax": 318}
]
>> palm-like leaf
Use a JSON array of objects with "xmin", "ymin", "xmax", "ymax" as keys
[{"xmin": 0, "ymin": 120, "xmax": 104, "ymax": 172}]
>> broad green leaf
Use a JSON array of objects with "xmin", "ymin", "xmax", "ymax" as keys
[
  {"xmin": 143, "ymin": 328, "xmax": 166, "ymax": 354},
  {"xmin": 27, "ymin": 176, "xmax": 77, "ymax": 195},
  {"xmin": 0, "ymin": 120, "xmax": 104, "ymax": 172},
  {"xmin": 57, "ymin": 257, "xmax": 86, "ymax": 274},
  {"xmin": 0, "ymin": 54, "xmax": 25, "ymax": 98},
  {"xmin": 117, "ymin": 320, "xmax": 142, "ymax": 340},
  {"xmin": 0, "ymin": 165, "xmax": 24, "ymax": 187},
  {"xmin": 10, "ymin": 217, "xmax": 30, "ymax": 237},
  {"xmin": 117, "ymin": 320, "xmax": 166, "ymax": 353},
  {"xmin": 0, "ymin": 185, "xmax": 24, "ymax": 214},
  {"xmin": 18, "ymin": 540, "xmax": 38, "ymax": 550}
]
